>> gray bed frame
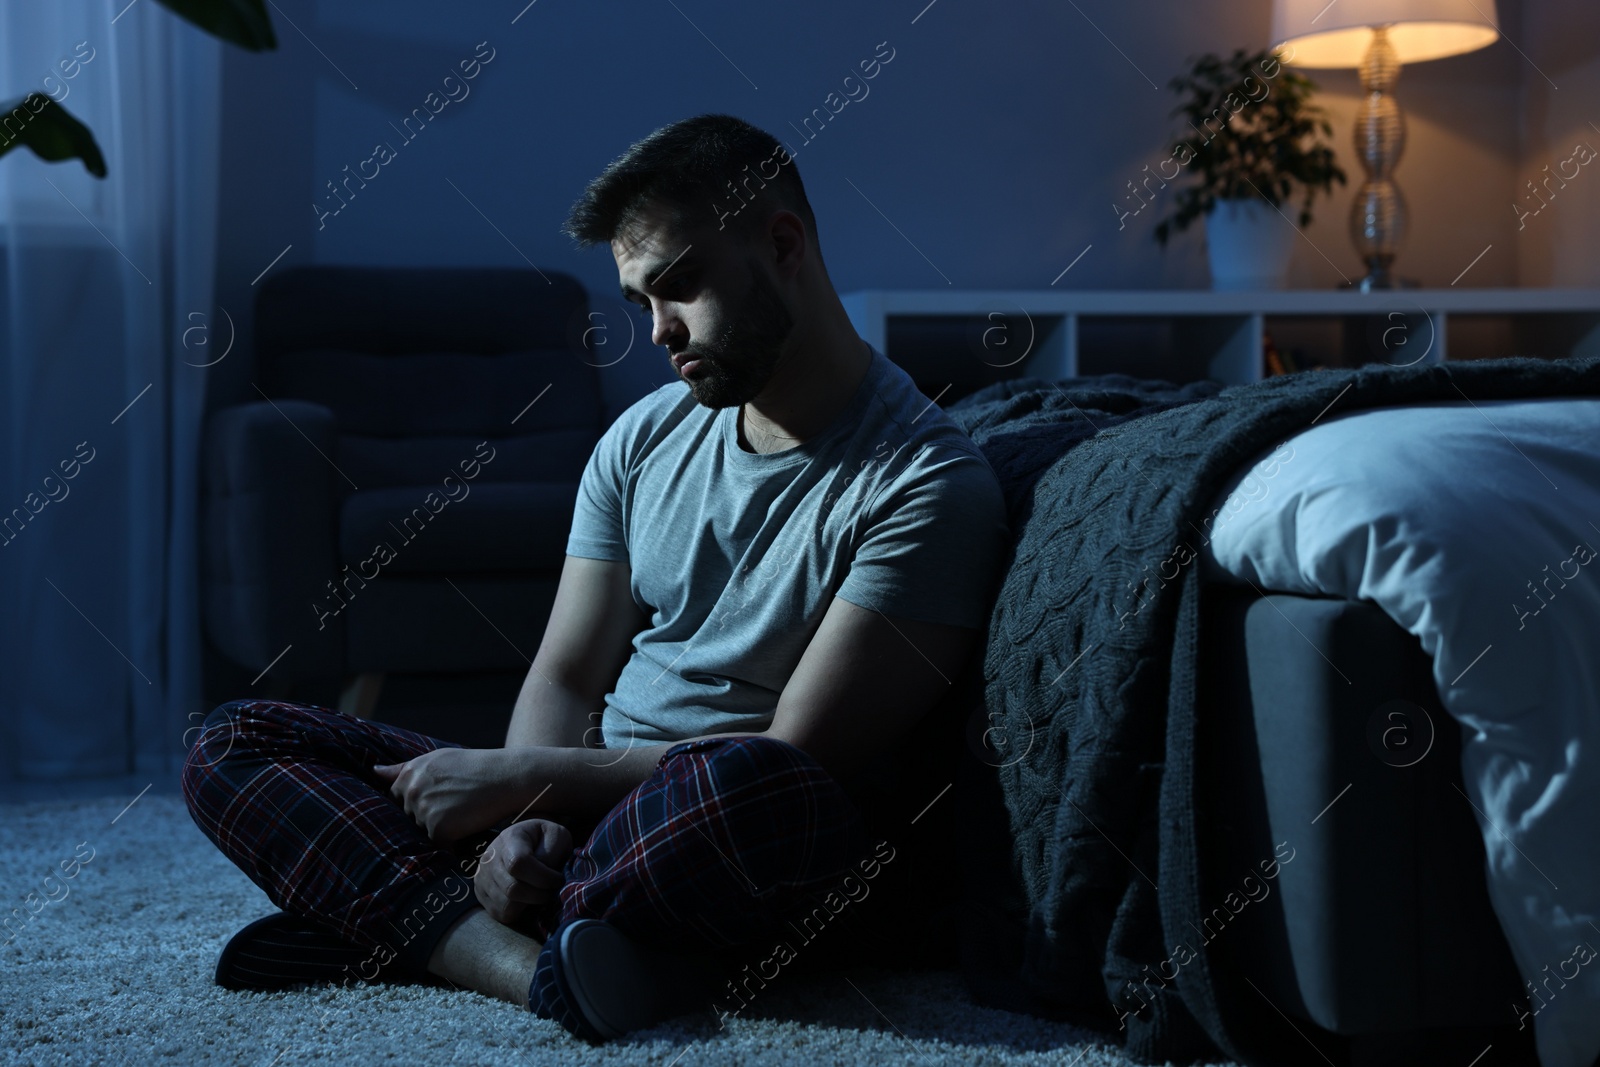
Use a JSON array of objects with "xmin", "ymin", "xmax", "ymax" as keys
[{"xmin": 1200, "ymin": 587, "xmax": 1535, "ymax": 1066}]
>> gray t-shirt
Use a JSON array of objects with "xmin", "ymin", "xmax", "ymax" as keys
[{"xmin": 565, "ymin": 344, "xmax": 1010, "ymax": 748}]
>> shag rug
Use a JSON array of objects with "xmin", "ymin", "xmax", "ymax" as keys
[{"xmin": 0, "ymin": 790, "xmax": 1236, "ymax": 1066}]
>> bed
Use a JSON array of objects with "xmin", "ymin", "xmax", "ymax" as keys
[{"xmin": 943, "ymin": 360, "xmax": 1600, "ymax": 1067}]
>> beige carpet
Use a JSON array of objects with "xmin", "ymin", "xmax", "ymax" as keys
[{"xmin": 0, "ymin": 791, "xmax": 1235, "ymax": 1066}]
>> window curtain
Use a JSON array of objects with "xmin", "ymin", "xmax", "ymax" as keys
[{"xmin": 0, "ymin": 4, "xmax": 221, "ymax": 780}]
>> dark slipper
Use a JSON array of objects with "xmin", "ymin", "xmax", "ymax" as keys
[
  {"xmin": 528, "ymin": 918, "xmax": 727, "ymax": 1041},
  {"xmin": 214, "ymin": 911, "xmax": 380, "ymax": 991}
]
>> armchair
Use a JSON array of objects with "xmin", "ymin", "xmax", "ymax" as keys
[{"xmin": 201, "ymin": 265, "xmax": 599, "ymax": 717}]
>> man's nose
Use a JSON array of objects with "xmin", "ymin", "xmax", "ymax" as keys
[{"xmin": 652, "ymin": 306, "xmax": 686, "ymax": 350}]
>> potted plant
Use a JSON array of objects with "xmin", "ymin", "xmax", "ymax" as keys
[{"xmin": 1152, "ymin": 48, "xmax": 1345, "ymax": 290}]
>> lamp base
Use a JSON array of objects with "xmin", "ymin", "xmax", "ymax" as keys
[
  {"xmin": 1338, "ymin": 251, "xmax": 1419, "ymax": 292},
  {"xmin": 1340, "ymin": 274, "xmax": 1421, "ymax": 292},
  {"xmin": 1344, "ymin": 30, "xmax": 1415, "ymax": 296}
]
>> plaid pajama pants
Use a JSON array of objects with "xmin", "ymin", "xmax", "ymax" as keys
[{"xmin": 180, "ymin": 699, "xmax": 889, "ymax": 983}]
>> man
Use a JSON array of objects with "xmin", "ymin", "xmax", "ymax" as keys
[{"xmin": 182, "ymin": 113, "xmax": 1010, "ymax": 1040}]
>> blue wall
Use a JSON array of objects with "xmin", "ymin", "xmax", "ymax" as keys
[{"xmin": 210, "ymin": 0, "xmax": 1539, "ymax": 414}]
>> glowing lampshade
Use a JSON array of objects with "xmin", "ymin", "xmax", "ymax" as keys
[
  {"xmin": 1269, "ymin": 0, "xmax": 1499, "ymax": 289},
  {"xmin": 1271, "ymin": 0, "xmax": 1500, "ymax": 67}
]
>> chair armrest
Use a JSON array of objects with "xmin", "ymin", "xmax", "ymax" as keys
[{"xmin": 201, "ymin": 399, "xmax": 343, "ymax": 681}]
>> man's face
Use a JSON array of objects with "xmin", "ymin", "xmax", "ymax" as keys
[{"xmin": 614, "ymin": 213, "xmax": 795, "ymax": 409}]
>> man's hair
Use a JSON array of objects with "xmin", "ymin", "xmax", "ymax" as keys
[{"xmin": 562, "ymin": 114, "xmax": 821, "ymax": 254}]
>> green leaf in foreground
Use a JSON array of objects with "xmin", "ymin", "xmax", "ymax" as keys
[
  {"xmin": 153, "ymin": 0, "xmax": 277, "ymax": 51},
  {"xmin": 0, "ymin": 94, "xmax": 108, "ymax": 178}
]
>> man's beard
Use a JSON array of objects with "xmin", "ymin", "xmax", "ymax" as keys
[{"xmin": 675, "ymin": 264, "xmax": 794, "ymax": 409}]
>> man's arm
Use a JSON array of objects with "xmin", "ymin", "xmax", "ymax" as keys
[
  {"xmin": 378, "ymin": 554, "xmax": 649, "ymax": 840},
  {"xmin": 384, "ymin": 569, "xmax": 977, "ymax": 838},
  {"xmin": 762, "ymin": 596, "xmax": 979, "ymax": 780},
  {"xmin": 504, "ymin": 554, "xmax": 644, "ymax": 749},
  {"xmin": 501, "ymin": 595, "xmax": 974, "ymax": 810}
]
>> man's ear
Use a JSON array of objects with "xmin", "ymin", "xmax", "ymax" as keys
[{"xmin": 765, "ymin": 209, "xmax": 808, "ymax": 279}]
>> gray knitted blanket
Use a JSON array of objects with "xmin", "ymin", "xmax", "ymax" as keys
[{"xmin": 945, "ymin": 355, "xmax": 1600, "ymax": 1063}]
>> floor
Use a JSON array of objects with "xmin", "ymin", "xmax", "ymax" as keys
[{"xmin": 0, "ymin": 789, "xmax": 1215, "ymax": 1066}]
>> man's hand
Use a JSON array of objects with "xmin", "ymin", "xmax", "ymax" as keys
[
  {"xmin": 373, "ymin": 748, "xmax": 515, "ymax": 844},
  {"xmin": 473, "ymin": 819, "xmax": 574, "ymax": 925}
]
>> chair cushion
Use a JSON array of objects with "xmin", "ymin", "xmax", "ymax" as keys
[
  {"xmin": 343, "ymin": 572, "xmax": 561, "ymax": 673},
  {"xmin": 338, "ymin": 481, "xmax": 579, "ymax": 574},
  {"xmin": 337, "ymin": 430, "xmax": 598, "ymax": 492}
]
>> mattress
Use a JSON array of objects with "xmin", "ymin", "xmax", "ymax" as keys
[{"xmin": 1198, "ymin": 396, "xmax": 1600, "ymax": 1067}]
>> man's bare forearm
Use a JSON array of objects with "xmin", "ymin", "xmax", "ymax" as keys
[
  {"xmin": 500, "ymin": 647, "xmax": 775, "ymax": 821},
  {"xmin": 503, "ymin": 659, "xmax": 601, "ymax": 749},
  {"xmin": 500, "ymin": 743, "xmax": 661, "ymax": 821},
  {"xmin": 498, "ymin": 652, "xmax": 658, "ymax": 820},
  {"xmin": 499, "ymin": 730, "xmax": 767, "ymax": 823}
]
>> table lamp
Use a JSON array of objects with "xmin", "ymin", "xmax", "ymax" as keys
[{"xmin": 1270, "ymin": 0, "xmax": 1499, "ymax": 290}]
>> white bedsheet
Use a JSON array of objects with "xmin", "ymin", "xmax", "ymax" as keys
[{"xmin": 1199, "ymin": 397, "xmax": 1600, "ymax": 1067}]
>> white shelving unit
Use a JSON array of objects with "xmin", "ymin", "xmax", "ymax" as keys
[{"xmin": 840, "ymin": 289, "xmax": 1600, "ymax": 392}]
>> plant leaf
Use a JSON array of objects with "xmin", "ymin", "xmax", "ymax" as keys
[
  {"xmin": 1150, "ymin": 46, "xmax": 1342, "ymax": 248},
  {"xmin": 0, "ymin": 94, "xmax": 108, "ymax": 177},
  {"xmin": 153, "ymin": 0, "xmax": 277, "ymax": 51}
]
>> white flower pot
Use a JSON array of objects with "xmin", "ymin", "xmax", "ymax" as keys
[{"xmin": 1205, "ymin": 197, "xmax": 1296, "ymax": 291}]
